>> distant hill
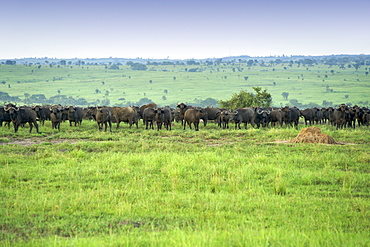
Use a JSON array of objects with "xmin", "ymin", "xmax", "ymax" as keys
[{"xmin": 2, "ymin": 54, "xmax": 369, "ymax": 66}]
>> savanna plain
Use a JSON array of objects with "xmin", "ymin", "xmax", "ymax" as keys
[
  {"xmin": 0, "ymin": 59, "xmax": 370, "ymax": 246},
  {"xmin": 0, "ymin": 121, "xmax": 369, "ymax": 246}
]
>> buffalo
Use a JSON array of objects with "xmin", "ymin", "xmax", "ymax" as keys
[
  {"xmin": 142, "ymin": 107, "xmax": 156, "ymax": 130},
  {"xmin": 0, "ymin": 106, "xmax": 12, "ymax": 128},
  {"xmin": 333, "ymin": 104, "xmax": 348, "ymax": 129},
  {"xmin": 281, "ymin": 106, "xmax": 300, "ymax": 128},
  {"xmin": 254, "ymin": 107, "xmax": 270, "ymax": 128},
  {"xmin": 300, "ymin": 108, "xmax": 315, "ymax": 125},
  {"xmin": 327, "ymin": 107, "xmax": 335, "ymax": 126},
  {"xmin": 86, "ymin": 107, "xmax": 112, "ymax": 132},
  {"xmin": 232, "ymin": 108, "xmax": 255, "ymax": 129},
  {"xmin": 177, "ymin": 103, "xmax": 193, "ymax": 126},
  {"xmin": 155, "ymin": 107, "xmax": 172, "ymax": 130},
  {"xmin": 139, "ymin": 103, "xmax": 157, "ymax": 119},
  {"xmin": 269, "ymin": 109, "xmax": 283, "ymax": 127},
  {"xmin": 50, "ymin": 105, "xmax": 62, "ymax": 131},
  {"xmin": 66, "ymin": 106, "xmax": 83, "ymax": 126},
  {"xmin": 313, "ymin": 107, "xmax": 324, "ymax": 124},
  {"xmin": 183, "ymin": 108, "xmax": 206, "ymax": 131},
  {"xmin": 32, "ymin": 105, "xmax": 51, "ymax": 126},
  {"xmin": 202, "ymin": 107, "xmax": 221, "ymax": 127},
  {"xmin": 111, "ymin": 106, "xmax": 139, "ymax": 129},
  {"xmin": 219, "ymin": 110, "xmax": 231, "ymax": 129},
  {"xmin": 5, "ymin": 105, "xmax": 40, "ymax": 133}
]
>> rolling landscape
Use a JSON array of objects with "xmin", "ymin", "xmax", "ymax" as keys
[
  {"xmin": 1, "ymin": 54, "xmax": 369, "ymax": 108},
  {"xmin": 2, "ymin": 0, "xmax": 370, "ymax": 245},
  {"xmin": 0, "ymin": 54, "xmax": 369, "ymax": 246}
]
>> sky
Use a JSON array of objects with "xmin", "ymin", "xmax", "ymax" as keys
[{"xmin": 1, "ymin": 0, "xmax": 369, "ymax": 60}]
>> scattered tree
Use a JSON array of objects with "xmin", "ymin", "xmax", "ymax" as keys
[
  {"xmin": 130, "ymin": 63, "xmax": 147, "ymax": 71},
  {"xmin": 281, "ymin": 92, "xmax": 289, "ymax": 100}
]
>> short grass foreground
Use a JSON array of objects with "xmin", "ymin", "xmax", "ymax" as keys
[{"xmin": 0, "ymin": 122, "xmax": 370, "ymax": 246}]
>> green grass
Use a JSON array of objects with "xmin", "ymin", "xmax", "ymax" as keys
[
  {"xmin": 0, "ymin": 63, "xmax": 369, "ymax": 107},
  {"xmin": 1, "ymin": 121, "xmax": 370, "ymax": 246}
]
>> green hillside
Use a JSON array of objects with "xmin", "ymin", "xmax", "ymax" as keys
[{"xmin": 0, "ymin": 58, "xmax": 369, "ymax": 108}]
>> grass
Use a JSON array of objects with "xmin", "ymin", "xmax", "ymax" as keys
[
  {"xmin": 0, "ymin": 62, "xmax": 369, "ymax": 107},
  {"xmin": 0, "ymin": 120, "xmax": 370, "ymax": 246}
]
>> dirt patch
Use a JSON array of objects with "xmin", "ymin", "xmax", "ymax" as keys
[{"xmin": 0, "ymin": 138, "xmax": 81, "ymax": 146}]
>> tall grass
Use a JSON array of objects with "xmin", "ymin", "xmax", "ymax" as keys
[{"xmin": 1, "ymin": 121, "xmax": 369, "ymax": 246}]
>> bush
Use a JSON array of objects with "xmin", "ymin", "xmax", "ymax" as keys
[{"xmin": 130, "ymin": 63, "xmax": 147, "ymax": 71}]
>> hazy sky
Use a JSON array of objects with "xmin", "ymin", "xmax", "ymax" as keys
[{"xmin": 1, "ymin": 0, "xmax": 369, "ymax": 59}]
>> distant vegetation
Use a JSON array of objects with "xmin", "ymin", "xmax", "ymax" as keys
[{"xmin": 0, "ymin": 54, "xmax": 369, "ymax": 108}]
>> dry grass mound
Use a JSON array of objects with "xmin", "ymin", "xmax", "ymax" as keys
[{"xmin": 289, "ymin": 126, "xmax": 337, "ymax": 144}]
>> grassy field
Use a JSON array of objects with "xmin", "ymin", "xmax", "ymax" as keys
[
  {"xmin": 1, "ymin": 120, "xmax": 369, "ymax": 246},
  {"xmin": 0, "ymin": 62, "xmax": 369, "ymax": 107}
]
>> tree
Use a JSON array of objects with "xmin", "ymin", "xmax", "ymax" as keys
[
  {"xmin": 136, "ymin": 97, "xmax": 153, "ymax": 105},
  {"xmin": 130, "ymin": 63, "xmax": 147, "ymax": 71},
  {"xmin": 219, "ymin": 87, "xmax": 272, "ymax": 110},
  {"xmin": 253, "ymin": 87, "xmax": 272, "ymax": 107},
  {"xmin": 200, "ymin": 98, "xmax": 219, "ymax": 107},
  {"xmin": 5, "ymin": 60, "xmax": 16, "ymax": 65},
  {"xmin": 24, "ymin": 93, "xmax": 30, "ymax": 104},
  {"xmin": 29, "ymin": 94, "xmax": 47, "ymax": 103},
  {"xmin": 60, "ymin": 60, "xmax": 66, "ymax": 66},
  {"xmin": 282, "ymin": 92, "xmax": 289, "ymax": 100}
]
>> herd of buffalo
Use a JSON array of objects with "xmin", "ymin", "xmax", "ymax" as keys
[{"xmin": 0, "ymin": 102, "xmax": 369, "ymax": 133}]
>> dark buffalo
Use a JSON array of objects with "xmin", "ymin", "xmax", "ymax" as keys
[
  {"xmin": 50, "ymin": 105, "xmax": 62, "ymax": 131},
  {"xmin": 183, "ymin": 108, "xmax": 206, "ymax": 131},
  {"xmin": 111, "ymin": 106, "xmax": 139, "ymax": 129},
  {"xmin": 363, "ymin": 108, "xmax": 370, "ymax": 126},
  {"xmin": 300, "ymin": 108, "xmax": 315, "ymax": 125},
  {"xmin": 5, "ymin": 106, "xmax": 40, "ymax": 133},
  {"xmin": 67, "ymin": 106, "xmax": 83, "ymax": 126},
  {"xmin": 333, "ymin": 104, "xmax": 348, "ymax": 129},
  {"xmin": 346, "ymin": 107, "xmax": 357, "ymax": 128},
  {"xmin": 353, "ymin": 106, "xmax": 364, "ymax": 127},
  {"xmin": 321, "ymin": 108, "xmax": 329, "ymax": 124},
  {"xmin": 327, "ymin": 107, "xmax": 335, "ymax": 126},
  {"xmin": 32, "ymin": 105, "xmax": 51, "ymax": 125},
  {"xmin": 281, "ymin": 106, "xmax": 300, "ymax": 128},
  {"xmin": 173, "ymin": 108, "xmax": 182, "ymax": 123},
  {"xmin": 0, "ymin": 106, "xmax": 12, "ymax": 128},
  {"xmin": 313, "ymin": 107, "xmax": 323, "ymax": 124},
  {"xmin": 202, "ymin": 107, "xmax": 221, "ymax": 127},
  {"xmin": 219, "ymin": 110, "xmax": 231, "ymax": 129},
  {"xmin": 155, "ymin": 107, "xmax": 172, "ymax": 130},
  {"xmin": 142, "ymin": 107, "xmax": 156, "ymax": 130},
  {"xmin": 269, "ymin": 109, "xmax": 283, "ymax": 127},
  {"xmin": 254, "ymin": 107, "xmax": 270, "ymax": 128},
  {"xmin": 232, "ymin": 108, "xmax": 255, "ymax": 129}
]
